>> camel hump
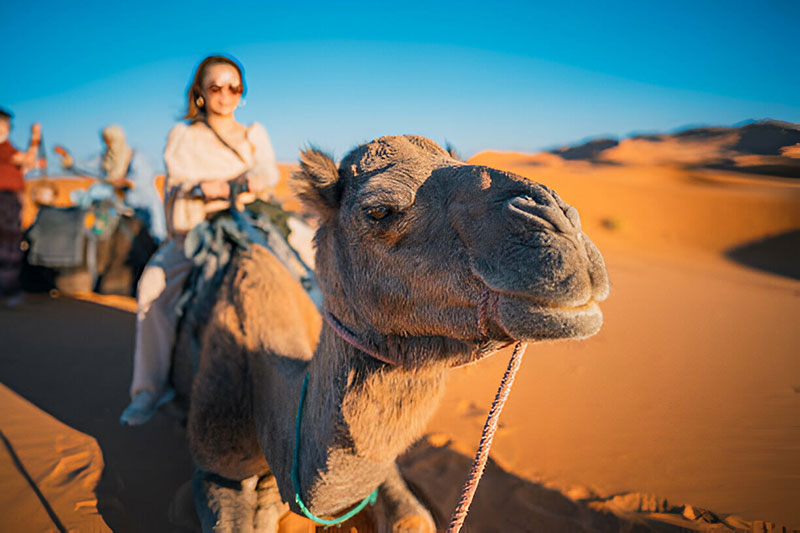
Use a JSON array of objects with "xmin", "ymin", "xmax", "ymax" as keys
[
  {"xmin": 171, "ymin": 240, "xmax": 321, "ymax": 406},
  {"xmin": 223, "ymin": 245, "xmax": 322, "ymax": 360}
]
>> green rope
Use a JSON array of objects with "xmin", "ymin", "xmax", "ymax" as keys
[{"xmin": 291, "ymin": 373, "xmax": 378, "ymax": 526}]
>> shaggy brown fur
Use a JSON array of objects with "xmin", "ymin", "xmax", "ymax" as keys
[{"xmin": 173, "ymin": 135, "xmax": 609, "ymax": 532}]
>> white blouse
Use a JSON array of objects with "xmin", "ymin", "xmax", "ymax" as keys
[{"xmin": 163, "ymin": 121, "xmax": 279, "ymax": 235}]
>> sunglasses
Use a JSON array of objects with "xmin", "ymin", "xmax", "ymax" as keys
[{"xmin": 205, "ymin": 84, "xmax": 244, "ymax": 95}]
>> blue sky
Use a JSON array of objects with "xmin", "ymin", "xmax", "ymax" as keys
[{"xmin": 3, "ymin": 1, "xmax": 799, "ymax": 170}]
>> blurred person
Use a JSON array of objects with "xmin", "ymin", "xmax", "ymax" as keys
[
  {"xmin": 0, "ymin": 108, "xmax": 45, "ymax": 304},
  {"xmin": 120, "ymin": 55, "xmax": 279, "ymax": 425},
  {"xmin": 55, "ymin": 125, "xmax": 168, "ymax": 242}
]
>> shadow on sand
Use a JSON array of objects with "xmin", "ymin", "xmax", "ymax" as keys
[
  {"xmin": 725, "ymin": 229, "xmax": 800, "ymax": 280},
  {"xmin": 396, "ymin": 438, "xmax": 746, "ymax": 532}
]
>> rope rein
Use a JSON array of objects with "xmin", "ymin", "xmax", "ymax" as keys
[
  {"xmin": 291, "ymin": 373, "xmax": 379, "ymax": 526},
  {"xmin": 299, "ymin": 289, "xmax": 525, "ymax": 531},
  {"xmin": 447, "ymin": 340, "xmax": 527, "ymax": 532}
]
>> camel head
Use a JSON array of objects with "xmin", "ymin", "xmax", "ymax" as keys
[{"xmin": 292, "ymin": 135, "xmax": 609, "ymax": 366}]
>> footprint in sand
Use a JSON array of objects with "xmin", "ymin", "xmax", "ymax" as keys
[
  {"xmin": 456, "ymin": 400, "xmax": 486, "ymax": 418},
  {"xmin": 455, "ymin": 400, "xmax": 517, "ymax": 435}
]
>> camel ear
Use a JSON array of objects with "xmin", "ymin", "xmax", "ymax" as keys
[{"xmin": 291, "ymin": 147, "xmax": 342, "ymax": 219}]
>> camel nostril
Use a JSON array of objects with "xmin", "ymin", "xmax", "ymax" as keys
[{"xmin": 506, "ymin": 196, "xmax": 574, "ymax": 235}]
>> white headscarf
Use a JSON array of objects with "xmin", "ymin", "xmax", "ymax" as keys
[{"xmin": 101, "ymin": 124, "xmax": 133, "ymax": 181}]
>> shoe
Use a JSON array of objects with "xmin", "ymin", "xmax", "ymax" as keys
[
  {"xmin": 3, "ymin": 292, "xmax": 24, "ymax": 308},
  {"xmin": 120, "ymin": 388, "xmax": 175, "ymax": 426}
]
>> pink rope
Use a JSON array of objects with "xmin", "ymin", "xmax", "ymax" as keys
[
  {"xmin": 323, "ymin": 311, "xmax": 399, "ymax": 366},
  {"xmin": 447, "ymin": 340, "xmax": 527, "ymax": 533}
]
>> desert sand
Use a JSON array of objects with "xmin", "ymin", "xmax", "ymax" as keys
[
  {"xmin": 0, "ymin": 383, "xmax": 109, "ymax": 532},
  {"xmin": 441, "ymin": 137, "xmax": 800, "ymax": 529},
  {"xmin": 2, "ymin": 124, "xmax": 799, "ymax": 531}
]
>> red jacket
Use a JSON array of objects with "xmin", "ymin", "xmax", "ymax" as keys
[{"xmin": 0, "ymin": 141, "xmax": 24, "ymax": 193}]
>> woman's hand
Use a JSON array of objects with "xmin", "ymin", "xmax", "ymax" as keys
[
  {"xmin": 111, "ymin": 177, "xmax": 134, "ymax": 189},
  {"xmin": 245, "ymin": 172, "xmax": 270, "ymax": 194},
  {"xmin": 200, "ymin": 180, "xmax": 230, "ymax": 199}
]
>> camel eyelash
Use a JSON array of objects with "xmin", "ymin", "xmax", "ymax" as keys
[{"xmin": 366, "ymin": 205, "xmax": 394, "ymax": 221}]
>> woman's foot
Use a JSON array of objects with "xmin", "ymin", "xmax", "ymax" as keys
[{"xmin": 120, "ymin": 389, "xmax": 175, "ymax": 426}]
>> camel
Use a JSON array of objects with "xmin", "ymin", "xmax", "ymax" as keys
[
  {"xmin": 171, "ymin": 135, "xmax": 609, "ymax": 532},
  {"xmin": 23, "ymin": 203, "xmax": 156, "ymax": 296}
]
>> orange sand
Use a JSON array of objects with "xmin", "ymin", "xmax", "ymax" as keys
[{"xmin": 0, "ymin": 384, "xmax": 110, "ymax": 531}]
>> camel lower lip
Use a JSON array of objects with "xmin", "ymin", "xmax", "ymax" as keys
[
  {"xmin": 526, "ymin": 298, "xmax": 601, "ymax": 318},
  {"xmin": 539, "ymin": 299, "xmax": 598, "ymax": 312},
  {"xmin": 495, "ymin": 296, "xmax": 603, "ymax": 341},
  {"xmin": 498, "ymin": 291, "xmax": 598, "ymax": 312}
]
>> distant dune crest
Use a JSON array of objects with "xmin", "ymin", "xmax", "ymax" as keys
[{"xmin": 550, "ymin": 119, "xmax": 800, "ymax": 178}]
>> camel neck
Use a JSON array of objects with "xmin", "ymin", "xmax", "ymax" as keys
[
  {"xmin": 287, "ymin": 323, "xmax": 449, "ymax": 515},
  {"xmin": 306, "ymin": 322, "xmax": 450, "ymax": 447}
]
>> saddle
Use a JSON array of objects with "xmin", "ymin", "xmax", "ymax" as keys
[
  {"xmin": 26, "ymin": 205, "xmax": 89, "ymax": 268},
  {"xmin": 24, "ymin": 196, "xmax": 156, "ymax": 295},
  {"xmin": 27, "ymin": 199, "xmax": 129, "ymax": 274}
]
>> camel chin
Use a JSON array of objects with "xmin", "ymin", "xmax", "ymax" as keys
[{"xmin": 495, "ymin": 294, "xmax": 604, "ymax": 342}]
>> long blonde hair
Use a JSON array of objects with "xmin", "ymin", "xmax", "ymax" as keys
[{"xmin": 183, "ymin": 55, "xmax": 247, "ymax": 122}]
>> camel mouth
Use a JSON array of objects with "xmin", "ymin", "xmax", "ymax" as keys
[
  {"xmin": 514, "ymin": 294, "xmax": 599, "ymax": 312},
  {"xmin": 492, "ymin": 293, "xmax": 603, "ymax": 342}
]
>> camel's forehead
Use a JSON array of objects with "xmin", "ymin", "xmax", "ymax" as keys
[{"xmin": 342, "ymin": 135, "xmax": 451, "ymax": 176}]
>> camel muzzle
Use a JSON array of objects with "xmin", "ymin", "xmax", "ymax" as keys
[{"xmin": 446, "ymin": 169, "xmax": 610, "ymax": 341}]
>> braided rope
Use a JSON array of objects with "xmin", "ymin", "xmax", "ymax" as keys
[{"xmin": 447, "ymin": 340, "xmax": 527, "ymax": 532}]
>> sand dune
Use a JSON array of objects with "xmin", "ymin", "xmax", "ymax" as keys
[
  {"xmin": 452, "ymin": 139, "xmax": 800, "ymax": 529},
  {"xmin": 549, "ymin": 119, "xmax": 800, "ymax": 179},
  {"xmin": 600, "ymin": 133, "xmax": 738, "ymax": 166}
]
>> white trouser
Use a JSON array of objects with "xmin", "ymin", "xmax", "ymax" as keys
[{"xmin": 130, "ymin": 238, "xmax": 192, "ymax": 398}]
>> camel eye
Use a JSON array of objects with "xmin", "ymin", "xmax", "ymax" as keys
[{"xmin": 366, "ymin": 205, "xmax": 392, "ymax": 221}]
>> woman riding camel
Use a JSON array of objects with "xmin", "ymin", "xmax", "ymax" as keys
[{"xmin": 121, "ymin": 55, "xmax": 279, "ymax": 425}]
